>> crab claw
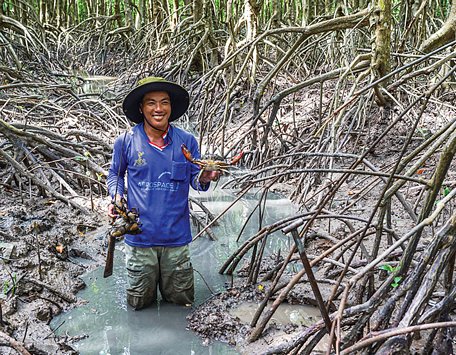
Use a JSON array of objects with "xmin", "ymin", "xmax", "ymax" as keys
[
  {"xmin": 230, "ymin": 151, "xmax": 244, "ymax": 165},
  {"xmin": 181, "ymin": 144, "xmax": 195, "ymax": 163}
]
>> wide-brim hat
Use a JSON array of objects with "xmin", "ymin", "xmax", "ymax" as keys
[{"xmin": 122, "ymin": 77, "xmax": 190, "ymax": 123}]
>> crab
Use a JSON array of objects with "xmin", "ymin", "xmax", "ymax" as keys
[
  {"xmin": 181, "ymin": 144, "xmax": 244, "ymax": 182},
  {"xmin": 110, "ymin": 198, "xmax": 142, "ymax": 238}
]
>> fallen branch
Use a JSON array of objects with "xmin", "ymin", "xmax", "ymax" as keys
[
  {"xmin": 0, "ymin": 147, "xmax": 88, "ymax": 213},
  {"xmin": 340, "ymin": 321, "xmax": 456, "ymax": 354},
  {"xmin": 0, "ymin": 330, "xmax": 31, "ymax": 355},
  {"xmin": 22, "ymin": 278, "xmax": 76, "ymax": 304}
]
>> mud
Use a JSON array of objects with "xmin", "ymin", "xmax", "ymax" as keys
[
  {"xmin": 0, "ymin": 194, "xmax": 107, "ymax": 354},
  {"xmin": 186, "ymin": 253, "xmax": 338, "ymax": 354},
  {"xmin": 0, "ymin": 190, "xmax": 330, "ymax": 355}
]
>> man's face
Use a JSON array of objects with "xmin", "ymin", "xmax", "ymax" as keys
[{"xmin": 140, "ymin": 91, "xmax": 171, "ymax": 131}]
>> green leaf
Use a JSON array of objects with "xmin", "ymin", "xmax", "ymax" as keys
[
  {"xmin": 443, "ymin": 186, "xmax": 451, "ymax": 196},
  {"xmin": 379, "ymin": 264, "xmax": 393, "ymax": 272},
  {"xmin": 74, "ymin": 155, "xmax": 87, "ymax": 161},
  {"xmin": 391, "ymin": 276, "xmax": 402, "ymax": 288},
  {"xmin": 2, "ymin": 280, "xmax": 9, "ymax": 295}
]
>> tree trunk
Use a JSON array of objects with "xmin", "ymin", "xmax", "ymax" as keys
[
  {"xmin": 114, "ymin": 0, "xmax": 123, "ymax": 27},
  {"xmin": 135, "ymin": 0, "xmax": 145, "ymax": 28},
  {"xmin": 151, "ymin": 0, "xmax": 164, "ymax": 28},
  {"xmin": 371, "ymin": 0, "xmax": 392, "ymax": 105},
  {"xmin": 194, "ymin": 0, "xmax": 203, "ymax": 22},
  {"xmin": 245, "ymin": 0, "xmax": 260, "ymax": 79},
  {"xmin": 170, "ymin": 0, "xmax": 179, "ymax": 30},
  {"xmin": 420, "ymin": 0, "xmax": 456, "ymax": 52},
  {"xmin": 124, "ymin": 0, "xmax": 134, "ymax": 29}
]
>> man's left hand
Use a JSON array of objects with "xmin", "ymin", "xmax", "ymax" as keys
[{"xmin": 199, "ymin": 170, "xmax": 221, "ymax": 184}]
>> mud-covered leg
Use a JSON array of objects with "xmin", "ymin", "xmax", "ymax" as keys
[
  {"xmin": 159, "ymin": 245, "xmax": 194, "ymax": 305},
  {"xmin": 124, "ymin": 245, "xmax": 159, "ymax": 310}
]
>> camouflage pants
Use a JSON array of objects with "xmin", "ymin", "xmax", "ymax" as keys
[{"xmin": 124, "ymin": 244, "xmax": 194, "ymax": 310}]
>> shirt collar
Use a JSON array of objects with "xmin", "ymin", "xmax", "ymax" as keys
[
  {"xmin": 142, "ymin": 123, "xmax": 172, "ymax": 151},
  {"xmin": 162, "ymin": 124, "xmax": 171, "ymax": 144}
]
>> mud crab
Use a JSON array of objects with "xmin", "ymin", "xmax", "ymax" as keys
[
  {"xmin": 105, "ymin": 199, "xmax": 142, "ymax": 278},
  {"xmin": 110, "ymin": 198, "xmax": 142, "ymax": 238},
  {"xmin": 181, "ymin": 144, "xmax": 244, "ymax": 181}
]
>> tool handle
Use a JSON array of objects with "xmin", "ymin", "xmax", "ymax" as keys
[{"xmin": 103, "ymin": 233, "xmax": 115, "ymax": 278}]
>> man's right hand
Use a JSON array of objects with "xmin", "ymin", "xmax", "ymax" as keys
[{"xmin": 108, "ymin": 194, "xmax": 123, "ymax": 219}]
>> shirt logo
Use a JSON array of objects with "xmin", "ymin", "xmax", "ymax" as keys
[
  {"xmin": 138, "ymin": 180, "xmax": 178, "ymax": 192},
  {"xmin": 138, "ymin": 171, "xmax": 179, "ymax": 192},
  {"xmin": 134, "ymin": 151, "xmax": 146, "ymax": 166}
]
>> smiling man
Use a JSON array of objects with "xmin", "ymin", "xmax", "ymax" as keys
[{"xmin": 107, "ymin": 77, "xmax": 219, "ymax": 309}]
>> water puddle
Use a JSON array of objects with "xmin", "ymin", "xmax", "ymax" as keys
[
  {"xmin": 230, "ymin": 302, "xmax": 330, "ymax": 353},
  {"xmin": 230, "ymin": 302, "xmax": 322, "ymax": 327},
  {"xmin": 52, "ymin": 254, "xmax": 237, "ymax": 354},
  {"xmin": 51, "ymin": 184, "xmax": 297, "ymax": 354}
]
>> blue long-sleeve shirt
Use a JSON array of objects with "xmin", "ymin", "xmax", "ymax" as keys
[{"xmin": 107, "ymin": 123, "xmax": 208, "ymax": 247}]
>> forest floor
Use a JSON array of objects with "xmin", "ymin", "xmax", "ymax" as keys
[
  {"xmin": 0, "ymin": 195, "xmax": 108, "ymax": 354},
  {"xmin": 1, "ymin": 90, "xmax": 455, "ymax": 354}
]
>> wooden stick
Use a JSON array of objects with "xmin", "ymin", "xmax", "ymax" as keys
[
  {"xmin": 0, "ymin": 331, "xmax": 31, "ymax": 355},
  {"xmin": 340, "ymin": 321, "xmax": 456, "ymax": 354}
]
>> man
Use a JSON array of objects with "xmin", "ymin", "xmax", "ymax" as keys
[{"xmin": 107, "ymin": 77, "xmax": 219, "ymax": 309}]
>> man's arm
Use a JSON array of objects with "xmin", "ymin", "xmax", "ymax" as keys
[
  {"xmin": 107, "ymin": 134, "xmax": 128, "ymax": 199},
  {"xmin": 104, "ymin": 134, "xmax": 128, "ymax": 278}
]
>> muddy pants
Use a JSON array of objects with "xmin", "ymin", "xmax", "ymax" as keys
[{"xmin": 124, "ymin": 244, "xmax": 194, "ymax": 309}]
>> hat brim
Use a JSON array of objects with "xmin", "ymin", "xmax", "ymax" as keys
[{"xmin": 122, "ymin": 81, "xmax": 190, "ymax": 123}]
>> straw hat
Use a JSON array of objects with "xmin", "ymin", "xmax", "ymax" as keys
[{"xmin": 122, "ymin": 77, "xmax": 190, "ymax": 123}]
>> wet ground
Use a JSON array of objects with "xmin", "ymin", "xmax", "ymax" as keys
[
  {"xmin": 0, "ymin": 194, "xmax": 106, "ymax": 354},
  {"xmin": 1, "ymin": 183, "xmax": 311, "ymax": 354},
  {"xmin": 51, "ymin": 252, "xmax": 238, "ymax": 354},
  {"xmin": 49, "ymin": 185, "xmax": 306, "ymax": 354},
  {"xmin": 2, "ymin": 110, "xmax": 453, "ymax": 354}
]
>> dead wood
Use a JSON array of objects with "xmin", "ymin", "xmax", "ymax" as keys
[
  {"xmin": 0, "ymin": 330, "xmax": 31, "ymax": 355},
  {"xmin": 21, "ymin": 278, "xmax": 77, "ymax": 304},
  {"xmin": 419, "ymin": 0, "xmax": 456, "ymax": 53}
]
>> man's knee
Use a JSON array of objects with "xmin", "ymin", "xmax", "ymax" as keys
[
  {"xmin": 126, "ymin": 268, "xmax": 158, "ymax": 309},
  {"xmin": 125, "ymin": 245, "xmax": 159, "ymax": 309},
  {"xmin": 161, "ymin": 260, "xmax": 194, "ymax": 305},
  {"xmin": 127, "ymin": 293, "xmax": 155, "ymax": 310}
]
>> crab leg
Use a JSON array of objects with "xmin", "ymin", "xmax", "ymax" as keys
[
  {"xmin": 230, "ymin": 151, "xmax": 244, "ymax": 165},
  {"xmin": 181, "ymin": 144, "xmax": 195, "ymax": 163}
]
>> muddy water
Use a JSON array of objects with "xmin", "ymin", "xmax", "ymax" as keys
[
  {"xmin": 75, "ymin": 75, "xmax": 117, "ymax": 96},
  {"xmin": 230, "ymin": 302, "xmax": 322, "ymax": 327},
  {"xmin": 231, "ymin": 302, "xmax": 330, "ymax": 354},
  {"xmin": 51, "ymin": 185, "xmax": 299, "ymax": 354}
]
